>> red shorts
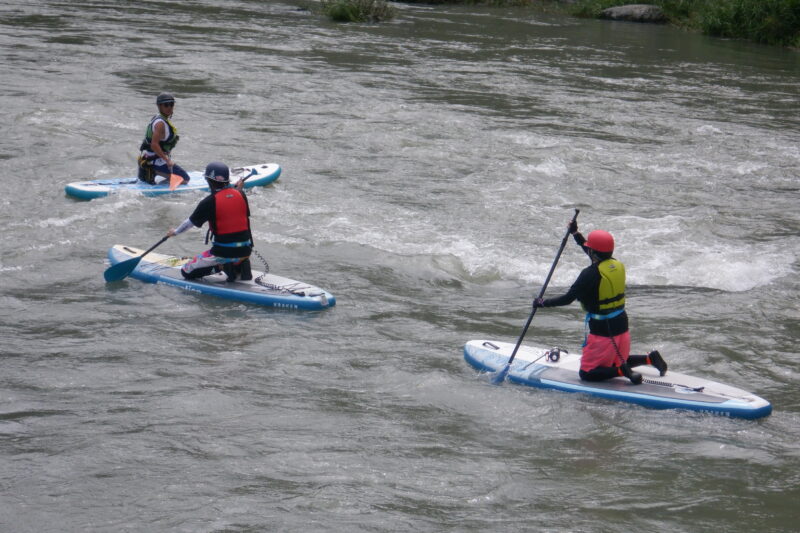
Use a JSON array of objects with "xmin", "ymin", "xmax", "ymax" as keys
[{"xmin": 581, "ymin": 332, "xmax": 630, "ymax": 372}]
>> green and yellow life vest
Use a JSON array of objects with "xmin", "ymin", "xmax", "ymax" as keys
[
  {"xmin": 596, "ymin": 258, "xmax": 625, "ymax": 314},
  {"xmin": 139, "ymin": 113, "xmax": 179, "ymax": 154}
]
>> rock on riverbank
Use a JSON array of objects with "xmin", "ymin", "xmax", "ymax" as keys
[{"xmin": 599, "ymin": 4, "xmax": 667, "ymax": 24}]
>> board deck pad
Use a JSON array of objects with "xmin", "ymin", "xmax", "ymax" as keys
[
  {"xmin": 531, "ymin": 365, "xmax": 728, "ymax": 404},
  {"xmin": 464, "ymin": 340, "xmax": 771, "ymax": 419},
  {"xmin": 66, "ymin": 163, "xmax": 281, "ymax": 200},
  {"xmin": 108, "ymin": 245, "xmax": 335, "ymax": 310}
]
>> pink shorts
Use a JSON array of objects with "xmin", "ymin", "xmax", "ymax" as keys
[{"xmin": 581, "ymin": 332, "xmax": 630, "ymax": 371}]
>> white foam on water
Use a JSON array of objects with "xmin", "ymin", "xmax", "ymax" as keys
[
  {"xmin": 517, "ymin": 157, "xmax": 568, "ymax": 179},
  {"xmin": 253, "ymin": 176, "xmax": 797, "ymax": 294},
  {"xmin": 389, "ymin": 211, "xmax": 793, "ymax": 293},
  {"xmin": 630, "ymin": 243, "xmax": 795, "ymax": 292},
  {"xmin": 32, "ymin": 199, "xmax": 134, "ymax": 229},
  {"xmin": 694, "ymin": 124, "xmax": 723, "ymax": 136},
  {"xmin": 618, "ymin": 215, "xmax": 797, "ymax": 291}
]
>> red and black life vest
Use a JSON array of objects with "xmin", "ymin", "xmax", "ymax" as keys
[{"xmin": 212, "ymin": 187, "xmax": 249, "ymax": 237}]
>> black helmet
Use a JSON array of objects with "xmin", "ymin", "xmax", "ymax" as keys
[
  {"xmin": 204, "ymin": 162, "xmax": 230, "ymax": 187},
  {"xmin": 156, "ymin": 92, "xmax": 175, "ymax": 105}
]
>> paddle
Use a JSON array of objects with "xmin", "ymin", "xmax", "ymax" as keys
[
  {"xmin": 168, "ymin": 172, "xmax": 183, "ymax": 191},
  {"xmin": 491, "ymin": 208, "xmax": 580, "ymax": 384},
  {"xmin": 234, "ymin": 168, "xmax": 257, "ymax": 189},
  {"xmin": 103, "ymin": 236, "xmax": 169, "ymax": 282}
]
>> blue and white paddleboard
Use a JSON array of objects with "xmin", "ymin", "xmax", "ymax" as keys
[
  {"xmin": 66, "ymin": 163, "xmax": 281, "ymax": 200},
  {"xmin": 464, "ymin": 340, "xmax": 771, "ymax": 419},
  {"xmin": 107, "ymin": 245, "xmax": 335, "ymax": 310}
]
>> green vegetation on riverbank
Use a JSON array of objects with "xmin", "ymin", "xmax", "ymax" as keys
[
  {"xmin": 316, "ymin": 0, "xmax": 800, "ymax": 48},
  {"xmin": 571, "ymin": 0, "xmax": 800, "ymax": 47},
  {"xmin": 320, "ymin": 0, "xmax": 396, "ymax": 22}
]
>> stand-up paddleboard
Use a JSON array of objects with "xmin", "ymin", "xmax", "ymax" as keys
[
  {"xmin": 107, "ymin": 245, "xmax": 335, "ymax": 310},
  {"xmin": 464, "ymin": 340, "xmax": 771, "ymax": 419},
  {"xmin": 66, "ymin": 163, "xmax": 281, "ymax": 200}
]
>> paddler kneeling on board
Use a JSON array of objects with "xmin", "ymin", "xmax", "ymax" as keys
[
  {"xmin": 137, "ymin": 92, "xmax": 191, "ymax": 186},
  {"xmin": 533, "ymin": 220, "xmax": 668, "ymax": 385},
  {"xmin": 165, "ymin": 161, "xmax": 253, "ymax": 282}
]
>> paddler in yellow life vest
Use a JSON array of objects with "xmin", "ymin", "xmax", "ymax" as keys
[
  {"xmin": 533, "ymin": 221, "xmax": 668, "ymax": 384},
  {"xmin": 137, "ymin": 92, "xmax": 190, "ymax": 185}
]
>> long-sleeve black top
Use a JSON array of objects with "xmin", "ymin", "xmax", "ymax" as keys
[{"xmin": 542, "ymin": 232, "xmax": 628, "ymax": 337}]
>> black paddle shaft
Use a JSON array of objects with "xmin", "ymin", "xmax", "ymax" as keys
[
  {"xmin": 140, "ymin": 235, "xmax": 170, "ymax": 258},
  {"xmin": 505, "ymin": 208, "xmax": 580, "ymax": 368}
]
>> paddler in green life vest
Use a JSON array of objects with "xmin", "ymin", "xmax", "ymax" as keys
[
  {"xmin": 533, "ymin": 220, "xmax": 668, "ymax": 384},
  {"xmin": 137, "ymin": 92, "xmax": 191, "ymax": 185}
]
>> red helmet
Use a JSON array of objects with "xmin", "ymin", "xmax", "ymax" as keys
[{"xmin": 585, "ymin": 230, "xmax": 614, "ymax": 253}]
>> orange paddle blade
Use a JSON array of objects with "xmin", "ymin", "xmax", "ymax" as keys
[{"xmin": 168, "ymin": 173, "xmax": 183, "ymax": 191}]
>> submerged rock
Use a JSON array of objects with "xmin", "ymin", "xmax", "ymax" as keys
[{"xmin": 600, "ymin": 4, "xmax": 667, "ymax": 24}]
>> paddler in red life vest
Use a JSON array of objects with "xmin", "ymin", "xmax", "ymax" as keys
[
  {"xmin": 533, "ymin": 220, "xmax": 668, "ymax": 384},
  {"xmin": 166, "ymin": 162, "xmax": 253, "ymax": 282},
  {"xmin": 137, "ymin": 92, "xmax": 191, "ymax": 185}
]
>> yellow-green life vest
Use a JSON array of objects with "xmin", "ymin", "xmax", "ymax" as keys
[
  {"xmin": 597, "ymin": 258, "xmax": 625, "ymax": 313},
  {"xmin": 140, "ymin": 113, "xmax": 179, "ymax": 154}
]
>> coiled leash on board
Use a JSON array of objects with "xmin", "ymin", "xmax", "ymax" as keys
[
  {"xmin": 252, "ymin": 248, "xmax": 270, "ymax": 276},
  {"xmin": 251, "ymin": 250, "xmax": 283, "ymax": 291},
  {"xmin": 253, "ymin": 248, "xmax": 285, "ymax": 289},
  {"xmin": 605, "ymin": 320, "xmax": 704, "ymax": 392},
  {"xmin": 252, "ymin": 248, "xmax": 302, "ymax": 294}
]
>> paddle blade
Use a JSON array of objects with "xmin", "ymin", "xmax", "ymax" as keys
[
  {"xmin": 490, "ymin": 364, "xmax": 510, "ymax": 385},
  {"xmin": 103, "ymin": 257, "xmax": 141, "ymax": 282},
  {"xmin": 168, "ymin": 173, "xmax": 183, "ymax": 191}
]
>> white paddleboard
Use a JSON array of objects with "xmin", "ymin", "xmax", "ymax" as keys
[
  {"xmin": 464, "ymin": 339, "xmax": 772, "ymax": 419},
  {"xmin": 107, "ymin": 245, "xmax": 335, "ymax": 310},
  {"xmin": 66, "ymin": 163, "xmax": 280, "ymax": 200}
]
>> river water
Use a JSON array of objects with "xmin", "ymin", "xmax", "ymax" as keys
[{"xmin": 2, "ymin": 1, "xmax": 799, "ymax": 531}]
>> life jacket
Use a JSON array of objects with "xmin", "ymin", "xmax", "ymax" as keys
[
  {"xmin": 579, "ymin": 258, "xmax": 627, "ymax": 345},
  {"xmin": 212, "ymin": 187, "xmax": 250, "ymax": 237},
  {"xmin": 139, "ymin": 114, "xmax": 179, "ymax": 154},
  {"xmin": 596, "ymin": 258, "xmax": 626, "ymax": 314}
]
